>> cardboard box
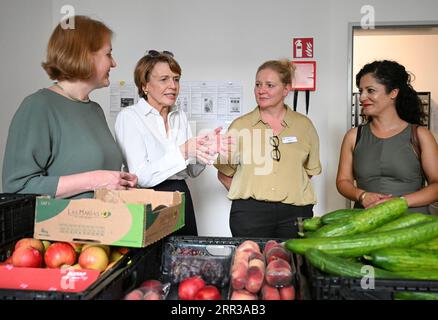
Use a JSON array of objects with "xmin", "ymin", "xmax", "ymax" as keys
[{"xmin": 33, "ymin": 189, "xmax": 185, "ymax": 248}]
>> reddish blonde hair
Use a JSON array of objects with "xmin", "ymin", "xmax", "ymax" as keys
[{"xmin": 42, "ymin": 15, "xmax": 113, "ymax": 81}]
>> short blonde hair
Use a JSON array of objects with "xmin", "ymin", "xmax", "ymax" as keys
[
  {"xmin": 42, "ymin": 15, "xmax": 113, "ymax": 81},
  {"xmin": 256, "ymin": 59, "xmax": 295, "ymax": 86}
]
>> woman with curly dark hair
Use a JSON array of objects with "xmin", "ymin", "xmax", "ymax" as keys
[{"xmin": 336, "ymin": 60, "xmax": 438, "ymax": 213}]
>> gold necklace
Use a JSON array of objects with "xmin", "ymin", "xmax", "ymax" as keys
[{"xmin": 54, "ymin": 83, "xmax": 90, "ymax": 103}]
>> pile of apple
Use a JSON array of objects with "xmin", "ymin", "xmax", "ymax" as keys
[
  {"xmin": 230, "ymin": 240, "xmax": 295, "ymax": 300},
  {"xmin": 178, "ymin": 275, "xmax": 222, "ymax": 300},
  {"xmin": 1, "ymin": 237, "xmax": 128, "ymax": 273}
]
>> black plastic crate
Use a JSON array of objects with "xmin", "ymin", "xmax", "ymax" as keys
[
  {"xmin": 0, "ymin": 241, "xmax": 163, "ymax": 300},
  {"xmin": 0, "ymin": 193, "xmax": 37, "ymax": 246},
  {"xmin": 0, "ymin": 192, "xmax": 165, "ymax": 300},
  {"xmin": 159, "ymin": 236, "xmax": 298, "ymax": 300},
  {"xmin": 303, "ymin": 255, "xmax": 438, "ymax": 300}
]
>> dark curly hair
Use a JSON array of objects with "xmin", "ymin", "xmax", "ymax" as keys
[{"xmin": 356, "ymin": 60, "xmax": 425, "ymax": 125}]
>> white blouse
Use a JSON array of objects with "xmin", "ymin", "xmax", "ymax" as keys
[{"xmin": 115, "ymin": 98, "xmax": 205, "ymax": 188}]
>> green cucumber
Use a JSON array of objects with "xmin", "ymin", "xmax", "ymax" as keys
[
  {"xmin": 303, "ymin": 217, "xmax": 322, "ymax": 231},
  {"xmin": 320, "ymin": 208, "xmax": 363, "ymax": 224},
  {"xmin": 370, "ymin": 213, "xmax": 435, "ymax": 233},
  {"xmin": 364, "ymin": 248, "xmax": 438, "ymax": 271},
  {"xmin": 393, "ymin": 270, "xmax": 438, "ymax": 281},
  {"xmin": 309, "ymin": 198, "xmax": 408, "ymax": 238},
  {"xmin": 414, "ymin": 237, "xmax": 438, "ymax": 250},
  {"xmin": 306, "ymin": 249, "xmax": 438, "ymax": 281},
  {"xmin": 394, "ymin": 291, "xmax": 438, "ymax": 300},
  {"xmin": 285, "ymin": 219, "xmax": 438, "ymax": 257},
  {"xmin": 305, "ymin": 248, "xmax": 398, "ymax": 279}
]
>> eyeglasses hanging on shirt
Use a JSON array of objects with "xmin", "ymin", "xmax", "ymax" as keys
[{"xmin": 270, "ymin": 135, "xmax": 281, "ymax": 162}]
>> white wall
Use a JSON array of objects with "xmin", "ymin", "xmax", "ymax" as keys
[
  {"xmin": 354, "ymin": 33, "xmax": 438, "ymax": 141},
  {"xmin": 1, "ymin": 0, "xmax": 438, "ymax": 236},
  {"xmin": 0, "ymin": 0, "xmax": 53, "ymax": 189}
]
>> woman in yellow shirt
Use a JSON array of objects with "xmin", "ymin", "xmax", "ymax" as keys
[{"xmin": 215, "ymin": 59, "xmax": 321, "ymax": 238}]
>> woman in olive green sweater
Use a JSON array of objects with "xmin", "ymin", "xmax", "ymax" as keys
[{"xmin": 2, "ymin": 16, "xmax": 137, "ymax": 199}]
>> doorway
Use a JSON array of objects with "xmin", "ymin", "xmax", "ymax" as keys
[{"xmin": 348, "ymin": 22, "xmax": 438, "ymax": 140}]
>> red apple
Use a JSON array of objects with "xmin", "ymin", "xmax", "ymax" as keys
[
  {"xmin": 194, "ymin": 285, "xmax": 221, "ymax": 300},
  {"xmin": 15, "ymin": 238, "xmax": 44, "ymax": 253},
  {"xmin": 44, "ymin": 242, "xmax": 77, "ymax": 268},
  {"xmin": 79, "ymin": 246, "xmax": 109, "ymax": 272},
  {"xmin": 12, "ymin": 247, "xmax": 43, "ymax": 268},
  {"xmin": 81, "ymin": 244, "xmax": 110, "ymax": 256},
  {"xmin": 178, "ymin": 276, "xmax": 206, "ymax": 300}
]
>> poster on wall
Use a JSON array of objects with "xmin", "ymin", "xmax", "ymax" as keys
[
  {"xmin": 181, "ymin": 81, "xmax": 243, "ymax": 121},
  {"xmin": 109, "ymin": 80, "xmax": 243, "ymax": 122},
  {"xmin": 110, "ymin": 81, "xmax": 138, "ymax": 116}
]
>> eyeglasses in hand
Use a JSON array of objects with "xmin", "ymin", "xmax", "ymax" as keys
[
  {"xmin": 146, "ymin": 50, "xmax": 174, "ymax": 57},
  {"xmin": 270, "ymin": 135, "xmax": 281, "ymax": 162}
]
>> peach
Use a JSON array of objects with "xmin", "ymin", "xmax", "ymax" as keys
[
  {"xmin": 248, "ymin": 251, "xmax": 265, "ymax": 263},
  {"xmin": 265, "ymin": 259, "xmax": 292, "ymax": 287},
  {"xmin": 143, "ymin": 291, "xmax": 162, "ymax": 300},
  {"xmin": 261, "ymin": 284, "xmax": 281, "ymax": 300},
  {"xmin": 237, "ymin": 240, "xmax": 260, "ymax": 253},
  {"xmin": 230, "ymin": 289, "xmax": 258, "ymax": 300},
  {"xmin": 234, "ymin": 248, "xmax": 255, "ymax": 264},
  {"xmin": 231, "ymin": 261, "xmax": 248, "ymax": 290},
  {"xmin": 245, "ymin": 258, "xmax": 265, "ymax": 293},
  {"xmin": 279, "ymin": 285, "xmax": 296, "ymax": 300},
  {"xmin": 265, "ymin": 246, "xmax": 290, "ymax": 264},
  {"xmin": 263, "ymin": 240, "xmax": 280, "ymax": 257},
  {"xmin": 124, "ymin": 289, "xmax": 144, "ymax": 300}
]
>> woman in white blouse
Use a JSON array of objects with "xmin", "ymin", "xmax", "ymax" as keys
[{"xmin": 115, "ymin": 50, "xmax": 226, "ymax": 236}]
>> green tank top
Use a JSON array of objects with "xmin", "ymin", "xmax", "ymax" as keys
[{"xmin": 353, "ymin": 123, "xmax": 429, "ymax": 214}]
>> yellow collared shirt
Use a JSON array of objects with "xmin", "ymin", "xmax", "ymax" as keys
[{"xmin": 215, "ymin": 105, "xmax": 321, "ymax": 205}]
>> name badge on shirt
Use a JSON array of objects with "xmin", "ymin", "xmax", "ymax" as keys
[{"xmin": 282, "ymin": 136, "xmax": 297, "ymax": 144}]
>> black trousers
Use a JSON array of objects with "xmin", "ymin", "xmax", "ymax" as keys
[
  {"xmin": 152, "ymin": 179, "xmax": 198, "ymax": 236},
  {"xmin": 230, "ymin": 198, "xmax": 313, "ymax": 239}
]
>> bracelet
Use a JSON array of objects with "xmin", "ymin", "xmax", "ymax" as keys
[{"xmin": 358, "ymin": 191, "xmax": 368, "ymax": 205}]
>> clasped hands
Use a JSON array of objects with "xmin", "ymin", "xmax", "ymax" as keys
[
  {"xmin": 181, "ymin": 127, "xmax": 235, "ymax": 165},
  {"xmin": 360, "ymin": 191, "xmax": 393, "ymax": 208}
]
